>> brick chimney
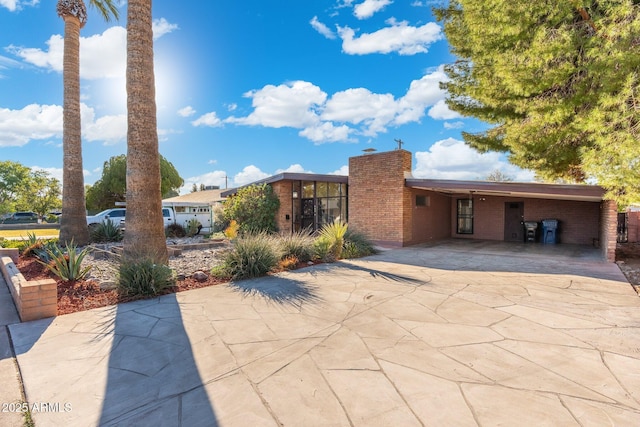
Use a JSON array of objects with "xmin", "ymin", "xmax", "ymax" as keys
[{"xmin": 348, "ymin": 150, "xmax": 413, "ymax": 247}]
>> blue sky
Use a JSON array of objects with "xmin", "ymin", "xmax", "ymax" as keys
[{"xmin": 0, "ymin": 0, "xmax": 534, "ymax": 194}]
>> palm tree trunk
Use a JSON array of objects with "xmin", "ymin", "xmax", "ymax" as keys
[
  {"xmin": 59, "ymin": 12, "xmax": 90, "ymax": 246},
  {"xmin": 123, "ymin": 0, "xmax": 168, "ymax": 263}
]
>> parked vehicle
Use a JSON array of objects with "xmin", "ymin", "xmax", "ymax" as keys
[
  {"xmin": 101, "ymin": 207, "xmax": 178, "ymax": 229},
  {"xmin": 1, "ymin": 211, "xmax": 39, "ymax": 224},
  {"xmin": 86, "ymin": 208, "xmax": 126, "ymax": 229}
]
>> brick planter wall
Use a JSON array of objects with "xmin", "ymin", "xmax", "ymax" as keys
[{"xmin": 1, "ymin": 249, "xmax": 57, "ymax": 322}]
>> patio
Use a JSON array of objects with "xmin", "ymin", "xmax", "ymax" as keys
[{"xmin": 3, "ymin": 241, "xmax": 640, "ymax": 426}]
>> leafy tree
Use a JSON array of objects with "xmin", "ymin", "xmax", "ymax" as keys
[
  {"xmin": 0, "ymin": 161, "xmax": 31, "ymax": 212},
  {"xmin": 222, "ymin": 184, "xmax": 280, "ymax": 233},
  {"xmin": 16, "ymin": 171, "xmax": 62, "ymax": 219},
  {"xmin": 86, "ymin": 155, "xmax": 184, "ymax": 211},
  {"xmin": 57, "ymin": 0, "xmax": 120, "ymax": 246},
  {"xmin": 485, "ymin": 169, "xmax": 514, "ymax": 182},
  {"xmin": 434, "ymin": 1, "xmax": 640, "ymax": 206}
]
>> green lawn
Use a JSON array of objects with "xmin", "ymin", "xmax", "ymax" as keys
[{"xmin": 0, "ymin": 229, "xmax": 59, "ymax": 239}]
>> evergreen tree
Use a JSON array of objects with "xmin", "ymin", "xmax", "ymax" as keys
[{"xmin": 434, "ymin": 1, "xmax": 639, "ymax": 206}]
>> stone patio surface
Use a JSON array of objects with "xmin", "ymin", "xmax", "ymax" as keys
[{"xmin": 1, "ymin": 240, "xmax": 640, "ymax": 426}]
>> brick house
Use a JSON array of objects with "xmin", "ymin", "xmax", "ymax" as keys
[{"xmin": 222, "ymin": 149, "xmax": 617, "ymax": 262}]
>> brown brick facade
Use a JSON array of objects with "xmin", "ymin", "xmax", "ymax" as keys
[
  {"xmin": 600, "ymin": 200, "xmax": 618, "ymax": 262},
  {"xmin": 272, "ymin": 180, "xmax": 293, "ymax": 234},
  {"xmin": 349, "ymin": 150, "xmax": 413, "ymax": 247}
]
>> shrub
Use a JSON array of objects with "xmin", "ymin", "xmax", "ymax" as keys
[
  {"xmin": 20, "ymin": 232, "xmax": 43, "ymax": 257},
  {"xmin": 219, "ymin": 232, "xmax": 281, "ymax": 280},
  {"xmin": 185, "ymin": 219, "xmax": 202, "ymax": 237},
  {"xmin": 277, "ymin": 255, "xmax": 299, "ymax": 271},
  {"xmin": 118, "ymin": 259, "xmax": 175, "ymax": 296},
  {"xmin": 90, "ymin": 219, "xmax": 123, "ymax": 243},
  {"xmin": 212, "ymin": 203, "xmax": 229, "ymax": 233},
  {"xmin": 278, "ymin": 229, "xmax": 314, "ymax": 262},
  {"xmin": 39, "ymin": 242, "xmax": 92, "ymax": 282},
  {"xmin": 224, "ymin": 220, "xmax": 239, "ymax": 240},
  {"xmin": 165, "ymin": 223, "xmax": 186, "ymax": 238},
  {"xmin": 222, "ymin": 183, "xmax": 280, "ymax": 234},
  {"xmin": 313, "ymin": 235, "xmax": 333, "ymax": 262},
  {"xmin": 342, "ymin": 229, "xmax": 377, "ymax": 259},
  {"xmin": 317, "ymin": 220, "xmax": 348, "ymax": 260}
]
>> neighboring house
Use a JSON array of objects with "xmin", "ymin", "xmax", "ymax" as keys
[
  {"xmin": 162, "ymin": 189, "xmax": 225, "ymax": 233},
  {"xmin": 222, "ymin": 149, "xmax": 617, "ymax": 262}
]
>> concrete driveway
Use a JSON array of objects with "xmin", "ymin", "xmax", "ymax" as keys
[{"xmin": 3, "ymin": 240, "xmax": 640, "ymax": 426}]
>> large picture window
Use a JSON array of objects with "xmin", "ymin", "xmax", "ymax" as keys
[{"xmin": 457, "ymin": 198, "xmax": 473, "ymax": 234}]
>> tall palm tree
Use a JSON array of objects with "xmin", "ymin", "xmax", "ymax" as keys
[
  {"xmin": 57, "ymin": 0, "xmax": 119, "ymax": 246},
  {"xmin": 123, "ymin": 0, "xmax": 168, "ymax": 264}
]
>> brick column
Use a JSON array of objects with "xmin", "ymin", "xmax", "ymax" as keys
[
  {"xmin": 348, "ymin": 150, "xmax": 412, "ymax": 247},
  {"xmin": 600, "ymin": 200, "xmax": 618, "ymax": 262}
]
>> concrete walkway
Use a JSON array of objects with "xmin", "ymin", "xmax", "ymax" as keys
[{"xmin": 2, "ymin": 241, "xmax": 640, "ymax": 426}]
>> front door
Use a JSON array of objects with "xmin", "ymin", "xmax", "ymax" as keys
[
  {"xmin": 504, "ymin": 202, "xmax": 524, "ymax": 242},
  {"xmin": 301, "ymin": 198, "xmax": 315, "ymax": 231}
]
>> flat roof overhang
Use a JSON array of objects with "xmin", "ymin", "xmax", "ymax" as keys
[
  {"xmin": 405, "ymin": 178, "xmax": 606, "ymax": 202},
  {"xmin": 221, "ymin": 173, "xmax": 349, "ymax": 197}
]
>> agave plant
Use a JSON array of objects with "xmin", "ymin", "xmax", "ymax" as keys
[{"xmin": 38, "ymin": 241, "xmax": 92, "ymax": 282}]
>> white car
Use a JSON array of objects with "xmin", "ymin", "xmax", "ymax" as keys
[{"xmin": 86, "ymin": 208, "xmax": 126, "ymax": 229}]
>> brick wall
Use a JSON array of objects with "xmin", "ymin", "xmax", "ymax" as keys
[
  {"xmin": 410, "ymin": 190, "xmax": 451, "ymax": 244},
  {"xmin": 628, "ymin": 211, "xmax": 640, "ymax": 243},
  {"xmin": 600, "ymin": 200, "xmax": 617, "ymax": 262},
  {"xmin": 448, "ymin": 197, "xmax": 601, "ymax": 246},
  {"xmin": 271, "ymin": 181, "xmax": 293, "ymax": 234},
  {"xmin": 349, "ymin": 150, "xmax": 412, "ymax": 247},
  {"xmin": 1, "ymin": 252, "xmax": 57, "ymax": 322}
]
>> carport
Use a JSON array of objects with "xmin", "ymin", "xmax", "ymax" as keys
[{"xmin": 404, "ymin": 178, "xmax": 617, "ymax": 262}]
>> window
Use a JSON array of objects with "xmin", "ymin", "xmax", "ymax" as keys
[
  {"xmin": 457, "ymin": 199, "xmax": 473, "ymax": 234},
  {"xmin": 415, "ymin": 195, "xmax": 429, "ymax": 207}
]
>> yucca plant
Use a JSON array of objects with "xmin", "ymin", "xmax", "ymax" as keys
[
  {"xmin": 39, "ymin": 242, "xmax": 92, "ymax": 282},
  {"xmin": 185, "ymin": 219, "xmax": 202, "ymax": 237},
  {"xmin": 317, "ymin": 220, "xmax": 348, "ymax": 260},
  {"xmin": 90, "ymin": 219, "xmax": 123, "ymax": 243},
  {"xmin": 118, "ymin": 258, "xmax": 176, "ymax": 296}
]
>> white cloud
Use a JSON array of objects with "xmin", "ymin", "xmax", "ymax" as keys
[
  {"xmin": 322, "ymin": 88, "xmax": 398, "ymax": 136},
  {"xmin": 224, "ymin": 67, "xmax": 450, "ymax": 144},
  {"xmin": 0, "ymin": 104, "xmax": 62, "ymax": 146},
  {"xmin": 0, "ymin": 102, "xmax": 128, "ymax": 147},
  {"xmin": 353, "ymin": 0, "xmax": 392, "ymax": 20},
  {"xmin": 233, "ymin": 165, "xmax": 269, "ymax": 186},
  {"xmin": 31, "ymin": 165, "xmax": 63, "ymax": 183},
  {"xmin": 152, "ymin": 18, "xmax": 179, "ymax": 40},
  {"xmin": 191, "ymin": 112, "xmax": 223, "ymax": 127},
  {"xmin": 413, "ymin": 138, "xmax": 536, "ymax": 181},
  {"xmin": 81, "ymin": 107, "xmax": 127, "ymax": 145},
  {"xmin": 208, "ymin": 159, "xmax": 217, "ymax": 165},
  {"xmin": 178, "ymin": 106, "xmax": 196, "ymax": 117},
  {"xmin": 427, "ymin": 99, "xmax": 462, "ymax": 120},
  {"xmin": 299, "ymin": 122, "xmax": 355, "ymax": 143},
  {"xmin": 0, "ymin": 0, "xmax": 38, "ymax": 12},
  {"xmin": 275, "ymin": 164, "xmax": 312, "ymax": 174},
  {"xmin": 228, "ymin": 81, "xmax": 327, "ymax": 128},
  {"xmin": 444, "ymin": 121, "xmax": 465, "ymax": 130},
  {"xmin": 181, "ymin": 170, "xmax": 229, "ymax": 194},
  {"xmin": 338, "ymin": 19, "xmax": 442, "ymax": 55},
  {"xmin": 310, "ymin": 16, "xmax": 336, "ymax": 39},
  {"xmin": 329, "ymin": 165, "xmax": 349, "ymax": 176},
  {"xmin": 10, "ymin": 19, "xmax": 177, "ymax": 80},
  {"xmin": 226, "ymin": 103, "xmax": 237, "ymax": 112}
]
